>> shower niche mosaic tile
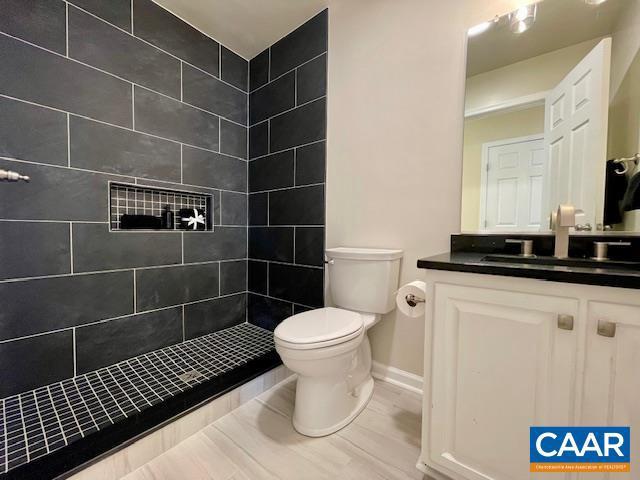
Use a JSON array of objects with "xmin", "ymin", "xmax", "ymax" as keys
[{"xmin": 110, "ymin": 183, "xmax": 213, "ymax": 231}]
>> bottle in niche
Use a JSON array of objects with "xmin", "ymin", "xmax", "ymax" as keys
[{"xmin": 161, "ymin": 205, "xmax": 174, "ymax": 230}]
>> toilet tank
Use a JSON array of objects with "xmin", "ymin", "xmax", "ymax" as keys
[{"xmin": 326, "ymin": 247, "xmax": 403, "ymax": 314}]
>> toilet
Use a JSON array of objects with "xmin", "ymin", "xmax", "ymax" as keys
[{"xmin": 274, "ymin": 247, "xmax": 403, "ymax": 437}]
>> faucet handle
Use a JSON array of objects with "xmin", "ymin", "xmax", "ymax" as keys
[
  {"xmin": 556, "ymin": 204, "xmax": 576, "ymax": 227},
  {"xmin": 592, "ymin": 241, "xmax": 632, "ymax": 261},
  {"xmin": 505, "ymin": 239, "xmax": 534, "ymax": 257}
]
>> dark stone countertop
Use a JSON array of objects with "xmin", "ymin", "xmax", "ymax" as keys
[{"xmin": 417, "ymin": 251, "xmax": 640, "ymax": 290}]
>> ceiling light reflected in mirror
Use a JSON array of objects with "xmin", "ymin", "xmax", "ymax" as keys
[{"xmin": 509, "ymin": 4, "xmax": 538, "ymax": 34}]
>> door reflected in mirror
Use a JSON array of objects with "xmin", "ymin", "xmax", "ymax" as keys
[{"xmin": 461, "ymin": 0, "xmax": 640, "ymax": 233}]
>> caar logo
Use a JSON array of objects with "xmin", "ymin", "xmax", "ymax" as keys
[{"xmin": 530, "ymin": 427, "xmax": 630, "ymax": 473}]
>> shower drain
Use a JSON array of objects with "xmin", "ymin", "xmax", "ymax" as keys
[{"xmin": 177, "ymin": 370, "xmax": 204, "ymax": 383}]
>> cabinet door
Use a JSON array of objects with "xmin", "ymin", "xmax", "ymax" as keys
[
  {"xmin": 579, "ymin": 302, "xmax": 640, "ymax": 480},
  {"xmin": 429, "ymin": 284, "xmax": 579, "ymax": 480}
]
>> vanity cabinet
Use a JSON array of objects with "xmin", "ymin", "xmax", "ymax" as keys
[{"xmin": 418, "ymin": 271, "xmax": 640, "ymax": 480}]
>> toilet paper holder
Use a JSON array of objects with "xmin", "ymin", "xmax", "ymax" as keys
[{"xmin": 405, "ymin": 293, "xmax": 425, "ymax": 307}]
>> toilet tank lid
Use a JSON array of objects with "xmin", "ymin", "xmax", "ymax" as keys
[{"xmin": 325, "ymin": 247, "xmax": 403, "ymax": 261}]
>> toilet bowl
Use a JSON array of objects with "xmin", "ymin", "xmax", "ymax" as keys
[{"xmin": 274, "ymin": 247, "xmax": 402, "ymax": 437}]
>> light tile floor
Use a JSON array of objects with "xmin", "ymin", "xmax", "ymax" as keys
[{"xmin": 124, "ymin": 377, "xmax": 428, "ymax": 479}]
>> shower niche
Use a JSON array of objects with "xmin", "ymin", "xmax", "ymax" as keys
[{"xmin": 109, "ymin": 182, "xmax": 213, "ymax": 232}]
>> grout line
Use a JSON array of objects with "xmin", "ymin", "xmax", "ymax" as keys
[
  {"xmin": 66, "ymin": 113, "xmax": 71, "ymax": 167},
  {"xmin": 249, "ymin": 138, "xmax": 325, "ymax": 162},
  {"xmin": 181, "ymin": 232, "xmax": 184, "ymax": 264},
  {"xmin": 32, "ymin": 391, "xmax": 50, "ymax": 454},
  {"xmin": 181, "ymin": 305, "xmax": 185, "ymax": 341},
  {"xmin": 69, "ymin": 223, "xmax": 74, "ymax": 274},
  {"xmin": 130, "ymin": 0, "xmax": 134, "ymax": 33},
  {"xmin": 293, "ymin": 147, "xmax": 297, "ymax": 186},
  {"xmin": 249, "ymin": 51, "xmax": 326, "ymax": 95},
  {"xmin": 249, "ymin": 291, "xmax": 318, "ymax": 311},
  {"xmin": 0, "ymin": 93, "xmax": 247, "ymax": 162},
  {"xmin": 65, "ymin": 2, "xmax": 69, "ymax": 57},
  {"xmin": 247, "ymin": 257, "xmax": 324, "ymax": 270},
  {"xmin": 294, "ymin": 67, "xmax": 298, "ymax": 107},
  {"xmin": 218, "ymin": 262, "xmax": 221, "ymax": 297},
  {"xmin": 131, "ymin": 84, "xmax": 135, "ymax": 129},
  {"xmin": 46, "ymin": 386, "xmax": 68, "ymax": 445},
  {"xmin": 72, "ymin": 328, "xmax": 77, "ymax": 376},
  {"xmin": 268, "ymin": 47, "xmax": 271, "ymax": 82},
  {"xmin": 293, "ymin": 226, "xmax": 296, "ymax": 263},
  {"xmin": 2, "ymin": 399, "xmax": 6, "ymax": 473},
  {"xmin": 180, "ymin": 61, "xmax": 183, "ymax": 102},
  {"xmin": 133, "ymin": 269, "xmax": 137, "ymax": 313},
  {"xmin": 250, "ymin": 182, "xmax": 324, "ymax": 195},
  {"xmin": 180, "ymin": 144, "xmax": 183, "ymax": 183},
  {"xmin": 16, "ymin": 396, "xmax": 30, "ymax": 463},
  {"xmin": 248, "ymin": 95, "xmax": 326, "ymax": 128}
]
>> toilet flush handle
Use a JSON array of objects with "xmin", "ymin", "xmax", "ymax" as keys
[{"xmin": 324, "ymin": 259, "xmax": 335, "ymax": 265}]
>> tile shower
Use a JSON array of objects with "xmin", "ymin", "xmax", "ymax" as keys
[{"xmin": 0, "ymin": 0, "xmax": 327, "ymax": 477}]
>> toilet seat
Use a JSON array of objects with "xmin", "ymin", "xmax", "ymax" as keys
[{"xmin": 274, "ymin": 307, "xmax": 364, "ymax": 350}]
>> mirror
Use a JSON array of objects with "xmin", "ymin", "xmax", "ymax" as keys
[{"xmin": 461, "ymin": 0, "xmax": 640, "ymax": 233}]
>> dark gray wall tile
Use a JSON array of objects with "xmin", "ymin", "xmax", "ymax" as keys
[
  {"xmin": 0, "ymin": 221, "xmax": 70, "ymax": 280},
  {"xmin": 220, "ymin": 260, "xmax": 247, "ymax": 295},
  {"xmin": 270, "ymin": 98, "xmax": 326, "ymax": 151},
  {"xmin": 294, "ymin": 304, "xmax": 312, "ymax": 315},
  {"xmin": 76, "ymin": 307, "xmax": 182, "ymax": 373},
  {"xmin": 249, "ymin": 227, "xmax": 293, "ymax": 262},
  {"xmin": 136, "ymin": 263, "xmax": 219, "ymax": 311},
  {"xmin": 69, "ymin": 0, "xmax": 132, "ymax": 32},
  {"xmin": 0, "ymin": 271, "xmax": 134, "ymax": 340},
  {"xmin": 249, "ymin": 193, "xmax": 268, "ymax": 226},
  {"xmin": 270, "ymin": 10, "xmax": 328, "ymax": 79},
  {"xmin": 70, "ymin": 116, "xmax": 181, "ymax": 181},
  {"xmin": 69, "ymin": 7, "xmax": 180, "ymax": 99},
  {"xmin": 249, "ymin": 49, "xmax": 269, "ymax": 91},
  {"xmin": 182, "ymin": 147, "xmax": 246, "ymax": 192},
  {"xmin": 0, "ymin": 159, "xmax": 129, "ymax": 221},
  {"xmin": 249, "ymin": 121, "xmax": 268, "ymax": 159},
  {"xmin": 248, "ymin": 293, "xmax": 292, "ymax": 331},
  {"xmin": 295, "ymin": 141, "xmax": 325, "ymax": 185},
  {"xmin": 0, "ymin": 331, "xmax": 73, "ymax": 397},
  {"xmin": 182, "ymin": 64, "xmax": 247, "ymax": 124},
  {"xmin": 134, "ymin": 87, "xmax": 219, "ymax": 150},
  {"xmin": 221, "ymin": 46, "xmax": 248, "ymax": 91},
  {"xmin": 249, "ymin": 72, "xmax": 295, "ymax": 125},
  {"xmin": 220, "ymin": 120, "xmax": 248, "ymax": 159},
  {"xmin": 269, "ymin": 185, "xmax": 324, "ymax": 225},
  {"xmin": 0, "ymin": 96, "xmax": 67, "ymax": 166},
  {"xmin": 249, "ymin": 150, "xmax": 294, "ymax": 192},
  {"xmin": 72, "ymin": 223, "xmax": 182, "ymax": 272},
  {"xmin": 295, "ymin": 227, "xmax": 324, "ymax": 266},
  {"xmin": 269, "ymin": 263, "xmax": 323, "ymax": 307},
  {"xmin": 184, "ymin": 294, "xmax": 245, "ymax": 339},
  {"xmin": 0, "ymin": 0, "xmax": 66, "ymax": 54},
  {"xmin": 0, "ymin": 34, "xmax": 132, "ymax": 127},
  {"xmin": 183, "ymin": 228, "xmax": 247, "ymax": 263},
  {"xmin": 296, "ymin": 53, "xmax": 326, "ymax": 104},
  {"xmin": 248, "ymin": 261, "xmax": 267, "ymax": 294},
  {"xmin": 221, "ymin": 191, "xmax": 247, "ymax": 225},
  {"xmin": 133, "ymin": 0, "xmax": 219, "ymax": 76}
]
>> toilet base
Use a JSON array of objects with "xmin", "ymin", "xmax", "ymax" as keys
[{"xmin": 292, "ymin": 375, "xmax": 375, "ymax": 437}]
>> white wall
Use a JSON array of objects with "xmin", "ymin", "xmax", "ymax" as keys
[{"xmin": 325, "ymin": 0, "xmax": 525, "ymax": 375}]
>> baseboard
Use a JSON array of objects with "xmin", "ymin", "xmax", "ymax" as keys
[{"xmin": 371, "ymin": 361, "xmax": 423, "ymax": 395}]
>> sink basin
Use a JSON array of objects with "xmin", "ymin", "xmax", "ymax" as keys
[{"xmin": 481, "ymin": 254, "xmax": 640, "ymax": 271}]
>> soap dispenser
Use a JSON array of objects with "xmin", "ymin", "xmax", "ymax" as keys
[{"xmin": 161, "ymin": 205, "xmax": 174, "ymax": 230}]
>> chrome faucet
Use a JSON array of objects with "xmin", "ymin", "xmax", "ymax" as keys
[{"xmin": 551, "ymin": 205, "xmax": 576, "ymax": 259}]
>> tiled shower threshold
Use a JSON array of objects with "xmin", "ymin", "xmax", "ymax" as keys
[{"xmin": 0, "ymin": 323, "xmax": 280, "ymax": 480}]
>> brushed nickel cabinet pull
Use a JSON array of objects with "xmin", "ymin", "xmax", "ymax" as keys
[
  {"xmin": 557, "ymin": 314, "xmax": 574, "ymax": 331},
  {"xmin": 597, "ymin": 320, "xmax": 616, "ymax": 338}
]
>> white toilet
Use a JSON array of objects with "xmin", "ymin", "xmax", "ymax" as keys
[{"xmin": 274, "ymin": 247, "xmax": 402, "ymax": 437}]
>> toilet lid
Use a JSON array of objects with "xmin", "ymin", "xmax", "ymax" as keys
[{"xmin": 274, "ymin": 307, "xmax": 363, "ymax": 346}]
